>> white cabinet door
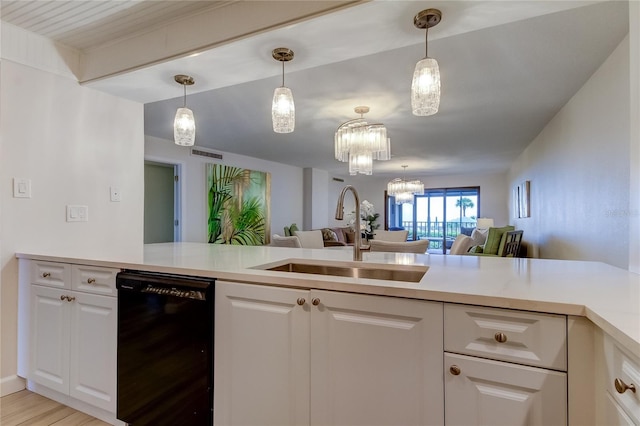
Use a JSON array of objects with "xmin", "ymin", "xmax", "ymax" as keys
[
  {"xmin": 602, "ymin": 392, "xmax": 636, "ymax": 425},
  {"xmin": 444, "ymin": 353, "xmax": 567, "ymax": 426},
  {"xmin": 310, "ymin": 290, "xmax": 444, "ymax": 426},
  {"xmin": 215, "ymin": 281, "xmax": 310, "ymax": 426},
  {"xmin": 69, "ymin": 292, "xmax": 117, "ymax": 412},
  {"xmin": 30, "ymin": 285, "xmax": 70, "ymax": 394}
]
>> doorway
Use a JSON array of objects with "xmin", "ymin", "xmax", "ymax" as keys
[{"xmin": 144, "ymin": 161, "xmax": 181, "ymax": 243}]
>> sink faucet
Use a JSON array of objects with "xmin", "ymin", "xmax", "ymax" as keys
[{"xmin": 335, "ymin": 185, "xmax": 363, "ymax": 261}]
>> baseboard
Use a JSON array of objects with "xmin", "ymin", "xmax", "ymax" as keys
[
  {"xmin": 26, "ymin": 381, "xmax": 125, "ymax": 426},
  {"xmin": 0, "ymin": 375, "xmax": 26, "ymax": 396}
]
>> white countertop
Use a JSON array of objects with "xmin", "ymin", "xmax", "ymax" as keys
[{"xmin": 16, "ymin": 242, "xmax": 640, "ymax": 355}]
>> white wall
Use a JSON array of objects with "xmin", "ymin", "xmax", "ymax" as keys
[
  {"xmin": 629, "ymin": 2, "xmax": 640, "ymax": 273},
  {"xmin": 303, "ymin": 168, "xmax": 329, "ymax": 230},
  {"xmin": 0, "ymin": 60, "xmax": 144, "ymax": 395},
  {"xmin": 508, "ymin": 36, "xmax": 630, "ymax": 268},
  {"xmin": 145, "ymin": 136, "xmax": 304, "ymax": 242}
]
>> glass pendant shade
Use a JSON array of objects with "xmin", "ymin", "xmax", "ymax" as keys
[
  {"xmin": 174, "ymin": 107, "xmax": 196, "ymax": 146},
  {"xmin": 349, "ymin": 152, "xmax": 373, "ymax": 176},
  {"xmin": 395, "ymin": 191, "xmax": 415, "ymax": 204},
  {"xmin": 272, "ymin": 86, "xmax": 295, "ymax": 133},
  {"xmin": 335, "ymin": 106, "xmax": 391, "ymax": 175},
  {"xmin": 411, "ymin": 57, "xmax": 441, "ymax": 116},
  {"xmin": 387, "ymin": 167, "xmax": 424, "ymax": 204}
]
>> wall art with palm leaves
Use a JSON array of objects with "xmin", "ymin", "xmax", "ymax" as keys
[{"xmin": 206, "ymin": 164, "xmax": 271, "ymax": 245}]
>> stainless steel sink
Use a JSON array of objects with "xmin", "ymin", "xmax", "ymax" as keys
[{"xmin": 261, "ymin": 261, "xmax": 428, "ymax": 283}]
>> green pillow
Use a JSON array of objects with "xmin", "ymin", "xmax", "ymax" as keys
[
  {"xmin": 469, "ymin": 245, "xmax": 484, "ymax": 254},
  {"xmin": 483, "ymin": 226, "xmax": 515, "ymax": 255},
  {"xmin": 283, "ymin": 226, "xmax": 291, "ymax": 237},
  {"xmin": 289, "ymin": 223, "xmax": 299, "ymax": 235}
]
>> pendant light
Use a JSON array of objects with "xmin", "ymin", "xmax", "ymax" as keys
[
  {"xmin": 173, "ymin": 74, "xmax": 196, "ymax": 146},
  {"xmin": 387, "ymin": 165, "xmax": 424, "ymax": 204},
  {"xmin": 335, "ymin": 106, "xmax": 391, "ymax": 176},
  {"xmin": 411, "ymin": 8, "xmax": 442, "ymax": 116},
  {"xmin": 272, "ymin": 48, "xmax": 295, "ymax": 133}
]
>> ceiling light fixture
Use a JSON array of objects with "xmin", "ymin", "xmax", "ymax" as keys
[
  {"xmin": 387, "ymin": 165, "xmax": 424, "ymax": 204},
  {"xmin": 335, "ymin": 106, "xmax": 391, "ymax": 175},
  {"xmin": 272, "ymin": 47, "xmax": 295, "ymax": 133},
  {"xmin": 173, "ymin": 74, "xmax": 196, "ymax": 146},
  {"xmin": 411, "ymin": 8, "xmax": 442, "ymax": 116}
]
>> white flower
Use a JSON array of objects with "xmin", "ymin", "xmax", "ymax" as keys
[{"xmin": 360, "ymin": 200, "xmax": 375, "ymax": 218}]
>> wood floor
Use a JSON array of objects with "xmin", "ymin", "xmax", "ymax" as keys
[{"xmin": 0, "ymin": 390, "xmax": 110, "ymax": 426}]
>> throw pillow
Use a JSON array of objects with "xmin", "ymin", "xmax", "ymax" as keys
[
  {"xmin": 469, "ymin": 245, "xmax": 484, "ymax": 253},
  {"xmin": 289, "ymin": 223, "xmax": 299, "ymax": 235},
  {"xmin": 483, "ymin": 226, "xmax": 515, "ymax": 255},
  {"xmin": 321, "ymin": 228, "xmax": 338, "ymax": 242},
  {"xmin": 283, "ymin": 226, "xmax": 291, "ymax": 237},
  {"xmin": 470, "ymin": 228, "xmax": 488, "ymax": 246},
  {"xmin": 345, "ymin": 230, "xmax": 356, "ymax": 244}
]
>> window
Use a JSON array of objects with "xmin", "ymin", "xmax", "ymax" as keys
[{"xmin": 386, "ymin": 187, "xmax": 480, "ymax": 254}]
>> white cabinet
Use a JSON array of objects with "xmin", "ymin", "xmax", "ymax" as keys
[
  {"xmin": 28, "ymin": 260, "xmax": 118, "ymax": 413},
  {"xmin": 595, "ymin": 329, "xmax": 640, "ymax": 424},
  {"xmin": 215, "ymin": 281, "xmax": 444, "ymax": 426},
  {"xmin": 444, "ymin": 353, "xmax": 567, "ymax": 425},
  {"xmin": 444, "ymin": 304, "xmax": 568, "ymax": 426}
]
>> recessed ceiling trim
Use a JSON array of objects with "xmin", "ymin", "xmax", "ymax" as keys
[{"xmin": 78, "ymin": 1, "xmax": 364, "ymax": 84}]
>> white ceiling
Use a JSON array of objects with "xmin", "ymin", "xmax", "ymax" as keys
[{"xmin": 1, "ymin": 1, "xmax": 629, "ymax": 179}]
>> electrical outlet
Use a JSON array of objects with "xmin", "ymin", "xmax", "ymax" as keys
[{"xmin": 110, "ymin": 186, "xmax": 121, "ymax": 202}]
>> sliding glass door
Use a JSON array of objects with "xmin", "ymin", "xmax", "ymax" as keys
[{"xmin": 386, "ymin": 187, "xmax": 480, "ymax": 254}]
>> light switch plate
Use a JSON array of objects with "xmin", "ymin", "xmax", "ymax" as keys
[
  {"xmin": 66, "ymin": 205, "xmax": 89, "ymax": 222},
  {"xmin": 13, "ymin": 178, "xmax": 31, "ymax": 198}
]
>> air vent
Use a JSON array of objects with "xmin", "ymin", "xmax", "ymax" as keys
[
  {"xmin": 191, "ymin": 147, "xmax": 223, "ymax": 160},
  {"xmin": 332, "ymin": 177, "xmax": 345, "ymax": 182}
]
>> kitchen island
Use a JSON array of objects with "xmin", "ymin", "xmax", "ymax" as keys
[{"xmin": 15, "ymin": 243, "xmax": 640, "ymax": 425}]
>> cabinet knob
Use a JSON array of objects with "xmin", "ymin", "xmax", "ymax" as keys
[
  {"xmin": 87, "ymin": 278, "xmax": 96, "ymax": 284},
  {"xmin": 449, "ymin": 365, "xmax": 461, "ymax": 376},
  {"xmin": 494, "ymin": 332, "xmax": 508, "ymax": 343},
  {"xmin": 312, "ymin": 298, "xmax": 321, "ymax": 306},
  {"xmin": 67, "ymin": 296, "xmax": 76, "ymax": 302},
  {"xmin": 42, "ymin": 272, "xmax": 51, "ymax": 278},
  {"xmin": 296, "ymin": 298, "xmax": 306, "ymax": 306},
  {"xmin": 614, "ymin": 378, "xmax": 637, "ymax": 394},
  {"xmin": 60, "ymin": 295, "xmax": 66, "ymax": 301}
]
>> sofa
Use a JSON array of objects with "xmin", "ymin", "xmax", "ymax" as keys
[{"xmin": 467, "ymin": 226, "xmax": 524, "ymax": 257}]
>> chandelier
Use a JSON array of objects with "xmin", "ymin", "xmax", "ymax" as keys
[
  {"xmin": 173, "ymin": 74, "xmax": 196, "ymax": 146},
  {"xmin": 411, "ymin": 8, "xmax": 442, "ymax": 116},
  {"xmin": 387, "ymin": 165, "xmax": 424, "ymax": 204},
  {"xmin": 334, "ymin": 106, "xmax": 391, "ymax": 175}
]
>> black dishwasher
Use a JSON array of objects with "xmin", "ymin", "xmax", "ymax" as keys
[{"xmin": 116, "ymin": 270, "xmax": 214, "ymax": 426}]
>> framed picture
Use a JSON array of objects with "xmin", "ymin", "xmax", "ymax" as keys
[
  {"xmin": 206, "ymin": 164, "xmax": 271, "ymax": 245},
  {"xmin": 514, "ymin": 180, "xmax": 530, "ymax": 218}
]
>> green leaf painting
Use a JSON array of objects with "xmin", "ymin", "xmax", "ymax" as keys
[{"xmin": 206, "ymin": 164, "xmax": 271, "ymax": 245}]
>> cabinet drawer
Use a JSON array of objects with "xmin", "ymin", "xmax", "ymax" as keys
[
  {"xmin": 71, "ymin": 265, "xmax": 118, "ymax": 296},
  {"xmin": 444, "ymin": 352, "xmax": 567, "ymax": 426},
  {"xmin": 31, "ymin": 261, "xmax": 70, "ymax": 289},
  {"xmin": 602, "ymin": 335, "xmax": 640, "ymax": 423},
  {"xmin": 444, "ymin": 304, "xmax": 567, "ymax": 370}
]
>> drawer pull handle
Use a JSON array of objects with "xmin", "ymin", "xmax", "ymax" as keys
[
  {"xmin": 42, "ymin": 272, "xmax": 51, "ymax": 278},
  {"xmin": 449, "ymin": 365, "xmax": 461, "ymax": 376},
  {"xmin": 312, "ymin": 298, "xmax": 321, "ymax": 306},
  {"xmin": 494, "ymin": 332, "xmax": 508, "ymax": 343},
  {"xmin": 87, "ymin": 278, "xmax": 96, "ymax": 284},
  {"xmin": 296, "ymin": 298, "xmax": 306, "ymax": 306},
  {"xmin": 614, "ymin": 378, "xmax": 636, "ymax": 394},
  {"xmin": 60, "ymin": 295, "xmax": 75, "ymax": 302}
]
